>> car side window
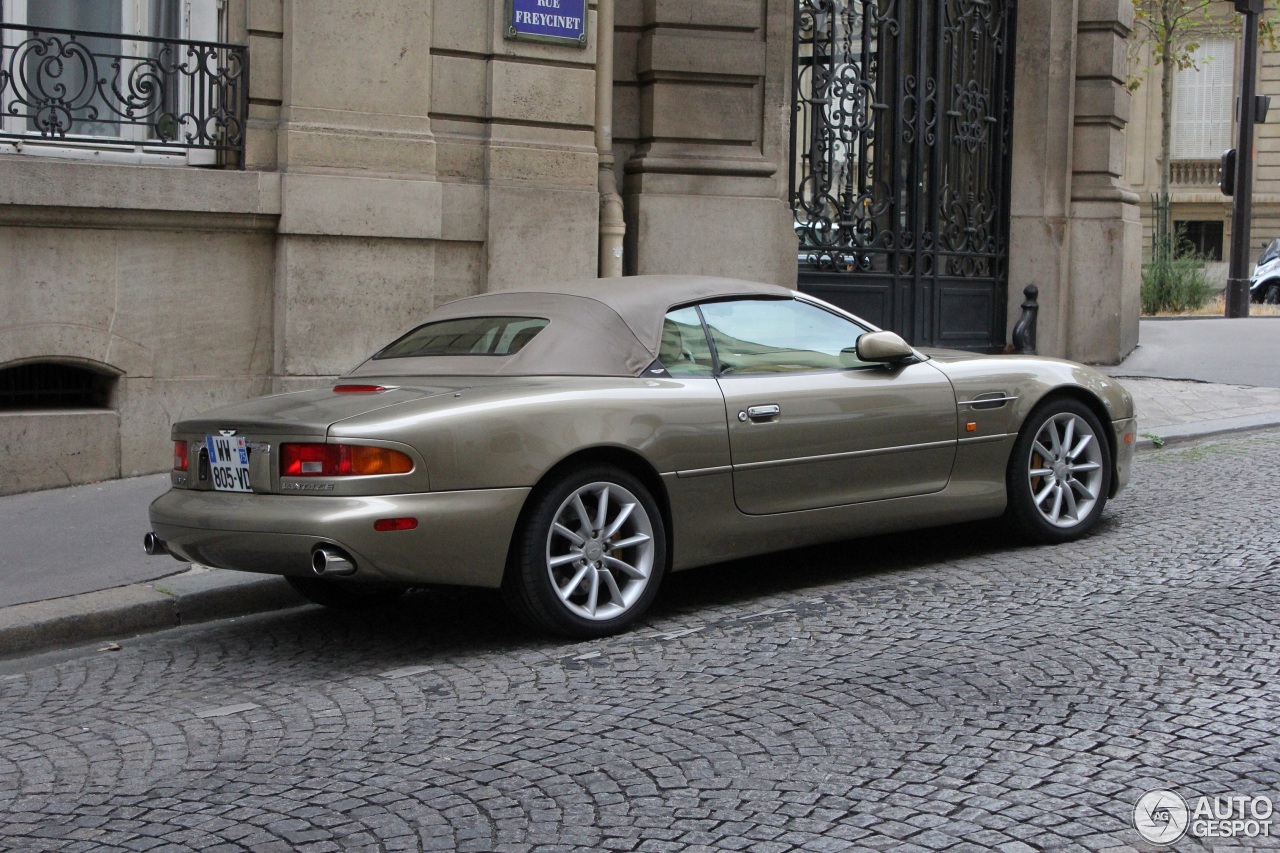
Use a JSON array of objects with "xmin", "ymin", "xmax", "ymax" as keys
[
  {"xmin": 658, "ymin": 307, "xmax": 715, "ymax": 376},
  {"xmin": 699, "ymin": 298, "xmax": 870, "ymax": 374}
]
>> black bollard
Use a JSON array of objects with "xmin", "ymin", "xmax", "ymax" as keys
[{"xmin": 1010, "ymin": 285, "xmax": 1038, "ymax": 355}]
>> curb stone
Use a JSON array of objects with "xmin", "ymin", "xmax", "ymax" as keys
[
  {"xmin": 1134, "ymin": 412, "xmax": 1280, "ymax": 448},
  {"xmin": 0, "ymin": 567, "xmax": 304, "ymax": 659}
]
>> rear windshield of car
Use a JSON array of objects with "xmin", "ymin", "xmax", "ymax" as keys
[{"xmin": 374, "ymin": 316, "xmax": 550, "ymax": 359}]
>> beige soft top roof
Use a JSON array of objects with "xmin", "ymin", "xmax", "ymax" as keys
[{"xmin": 347, "ymin": 275, "xmax": 793, "ymax": 378}]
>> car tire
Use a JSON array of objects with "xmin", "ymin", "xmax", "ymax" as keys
[
  {"xmin": 1005, "ymin": 397, "xmax": 1112, "ymax": 544},
  {"xmin": 502, "ymin": 466, "xmax": 667, "ymax": 638},
  {"xmin": 286, "ymin": 575, "xmax": 407, "ymax": 609}
]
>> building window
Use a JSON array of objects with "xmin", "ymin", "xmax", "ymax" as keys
[
  {"xmin": 1172, "ymin": 37, "xmax": 1235, "ymax": 160},
  {"xmin": 0, "ymin": 0, "xmax": 244, "ymax": 166},
  {"xmin": 1175, "ymin": 220, "xmax": 1225, "ymax": 261},
  {"xmin": 0, "ymin": 362, "xmax": 115, "ymax": 411}
]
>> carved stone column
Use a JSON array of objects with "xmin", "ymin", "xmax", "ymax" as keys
[
  {"xmin": 1066, "ymin": 0, "xmax": 1142, "ymax": 362},
  {"xmin": 273, "ymin": 0, "xmax": 444, "ymax": 390},
  {"xmin": 1008, "ymin": 0, "xmax": 1141, "ymax": 362},
  {"xmin": 619, "ymin": 0, "xmax": 796, "ymax": 283},
  {"xmin": 1008, "ymin": 0, "xmax": 1079, "ymax": 359}
]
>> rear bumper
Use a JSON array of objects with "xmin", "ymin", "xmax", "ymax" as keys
[
  {"xmin": 148, "ymin": 487, "xmax": 531, "ymax": 588},
  {"xmin": 1111, "ymin": 417, "xmax": 1136, "ymax": 496}
]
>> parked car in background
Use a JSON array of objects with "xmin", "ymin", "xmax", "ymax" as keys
[
  {"xmin": 1251, "ymin": 238, "xmax": 1280, "ymax": 304},
  {"xmin": 146, "ymin": 276, "xmax": 1136, "ymax": 638}
]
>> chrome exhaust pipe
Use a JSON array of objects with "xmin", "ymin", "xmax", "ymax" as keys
[
  {"xmin": 311, "ymin": 547, "xmax": 356, "ymax": 577},
  {"xmin": 143, "ymin": 532, "xmax": 168, "ymax": 556}
]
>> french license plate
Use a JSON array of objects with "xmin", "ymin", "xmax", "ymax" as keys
[{"xmin": 206, "ymin": 434, "xmax": 252, "ymax": 492}]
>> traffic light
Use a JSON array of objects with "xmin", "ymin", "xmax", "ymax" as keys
[{"xmin": 1220, "ymin": 148, "xmax": 1237, "ymax": 197}]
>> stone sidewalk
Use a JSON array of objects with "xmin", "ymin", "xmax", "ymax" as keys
[{"xmin": 1114, "ymin": 376, "xmax": 1280, "ymax": 444}]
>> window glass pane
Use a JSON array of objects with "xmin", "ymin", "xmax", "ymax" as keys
[
  {"xmin": 658, "ymin": 307, "xmax": 714, "ymax": 376},
  {"xmin": 700, "ymin": 299, "xmax": 869, "ymax": 374},
  {"xmin": 793, "ymin": 3, "xmax": 879, "ymax": 259},
  {"xmin": 1173, "ymin": 220, "xmax": 1224, "ymax": 261},
  {"xmin": 149, "ymin": 0, "xmax": 181, "ymax": 38},
  {"xmin": 147, "ymin": 0, "xmax": 182, "ymax": 142},
  {"xmin": 374, "ymin": 317, "xmax": 549, "ymax": 359},
  {"xmin": 26, "ymin": 0, "xmax": 123, "ymax": 137},
  {"xmin": 25, "ymin": 0, "xmax": 121, "ymax": 34}
]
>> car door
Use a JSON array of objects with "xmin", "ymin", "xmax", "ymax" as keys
[{"xmin": 698, "ymin": 297, "xmax": 958, "ymax": 515}]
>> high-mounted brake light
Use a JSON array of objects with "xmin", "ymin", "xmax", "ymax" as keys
[
  {"xmin": 333, "ymin": 384, "xmax": 389, "ymax": 393},
  {"xmin": 280, "ymin": 443, "xmax": 414, "ymax": 477},
  {"xmin": 173, "ymin": 440, "xmax": 189, "ymax": 472}
]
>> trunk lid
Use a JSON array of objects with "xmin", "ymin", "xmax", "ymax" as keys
[
  {"xmin": 174, "ymin": 383, "xmax": 466, "ymax": 436},
  {"xmin": 170, "ymin": 383, "xmax": 466, "ymax": 496}
]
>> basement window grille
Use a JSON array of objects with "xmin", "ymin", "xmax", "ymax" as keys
[{"xmin": 0, "ymin": 362, "xmax": 115, "ymax": 410}]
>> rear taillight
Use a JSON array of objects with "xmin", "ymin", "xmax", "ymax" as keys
[
  {"xmin": 279, "ymin": 443, "xmax": 414, "ymax": 477},
  {"xmin": 174, "ymin": 440, "xmax": 189, "ymax": 472}
]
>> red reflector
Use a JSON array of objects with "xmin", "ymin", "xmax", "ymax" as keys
[
  {"xmin": 333, "ymin": 384, "xmax": 388, "ymax": 393},
  {"xmin": 173, "ymin": 440, "xmax": 189, "ymax": 472},
  {"xmin": 280, "ymin": 443, "xmax": 331, "ymax": 476},
  {"xmin": 374, "ymin": 517, "xmax": 418, "ymax": 532}
]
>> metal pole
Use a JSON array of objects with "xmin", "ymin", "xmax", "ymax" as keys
[
  {"xmin": 1226, "ymin": 7, "xmax": 1259, "ymax": 318},
  {"xmin": 594, "ymin": 0, "xmax": 625, "ymax": 278}
]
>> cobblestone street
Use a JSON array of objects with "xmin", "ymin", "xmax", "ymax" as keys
[{"xmin": 1, "ymin": 433, "xmax": 1278, "ymax": 852}]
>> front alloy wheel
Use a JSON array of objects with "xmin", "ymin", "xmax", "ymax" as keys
[
  {"xmin": 1006, "ymin": 399, "xmax": 1112, "ymax": 543},
  {"xmin": 504, "ymin": 467, "xmax": 666, "ymax": 637}
]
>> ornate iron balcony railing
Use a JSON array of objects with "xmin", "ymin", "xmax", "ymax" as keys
[{"xmin": 0, "ymin": 23, "xmax": 247, "ymax": 167}]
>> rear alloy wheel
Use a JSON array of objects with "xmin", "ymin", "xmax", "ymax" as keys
[
  {"xmin": 286, "ymin": 575, "xmax": 406, "ymax": 610},
  {"xmin": 503, "ymin": 467, "xmax": 666, "ymax": 638},
  {"xmin": 1005, "ymin": 399, "xmax": 1112, "ymax": 543}
]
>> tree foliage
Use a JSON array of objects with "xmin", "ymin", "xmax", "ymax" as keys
[{"xmin": 1129, "ymin": 1, "xmax": 1254, "ymax": 80}]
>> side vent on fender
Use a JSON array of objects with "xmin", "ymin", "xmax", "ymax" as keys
[{"xmin": 964, "ymin": 392, "xmax": 1017, "ymax": 411}]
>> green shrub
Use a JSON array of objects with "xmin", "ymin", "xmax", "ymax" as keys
[{"xmin": 1141, "ymin": 237, "xmax": 1215, "ymax": 314}]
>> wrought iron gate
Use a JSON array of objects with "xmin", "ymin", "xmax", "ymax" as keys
[{"xmin": 791, "ymin": 0, "xmax": 1016, "ymax": 350}]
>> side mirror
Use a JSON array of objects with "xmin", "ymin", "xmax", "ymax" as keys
[{"xmin": 853, "ymin": 331, "xmax": 915, "ymax": 363}]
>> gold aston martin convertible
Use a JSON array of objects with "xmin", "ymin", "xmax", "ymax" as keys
[{"xmin": 146, "ymin": 276, "xmax": 1136, "ymax": 637}]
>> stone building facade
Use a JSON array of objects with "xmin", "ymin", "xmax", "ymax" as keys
[
  {"xmin": 1125, "ymin": 16, "xmax": 1280, "ymax": 282},
  {"xmin": 1, "ymin": 0, "xmax": 1142, "ymax": 495}
]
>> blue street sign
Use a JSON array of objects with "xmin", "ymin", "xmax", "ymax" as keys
[{"xmin": 507, "ymin": 0, "xmax": 588, "ymax": 47}]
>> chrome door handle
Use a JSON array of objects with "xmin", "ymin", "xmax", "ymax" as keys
[{"xmin": 746, "ymin": 404, "xmax": 781, "ymax": 421}]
